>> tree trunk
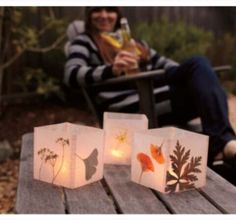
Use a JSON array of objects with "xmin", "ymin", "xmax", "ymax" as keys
[
  {"xmin": 0, "ymin": 67, "xmax": 4, "ymax": 117},
  {"xmin": 0, "ymin": 8, "xmax": 5, "ymax": 116}
]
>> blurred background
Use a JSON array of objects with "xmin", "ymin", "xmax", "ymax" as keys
[{"xmin": 0, "ymin": 7, "xmax": 236, "ymax": 213}]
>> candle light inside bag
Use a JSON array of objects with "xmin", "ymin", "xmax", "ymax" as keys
[
  {"xmin": 60, "ymin": 163, "xmax": 70, "ymax": 175},
  {"xmin": 34, "ymin": 122, "xmax": 104, "ymax": 189},
  {"xmin": 103, "ymin": 112, "xmax": 148, "ymax": 165},
  {"xmin": 131, "ymin": 126, "xmax": 209, "ymax": 193},
  {"xmin": 111, "ymin": 149, "xmax": 124, "ymax": 158}
]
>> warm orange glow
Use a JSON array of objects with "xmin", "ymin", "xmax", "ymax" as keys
[
  {"xmin": 150, "ymin": 144, "xmax": 165, "ymax": 164},
  {"xmin": 60, "ymin": 162, "xmax": 70, "ymax": 176},
  {"xmin": 137, "ymin": 153, "xmax": 154, "ymax": 183},
  {"xmin": 137, "ymin": 153, "xmax": 154, "ymax": 172},
  {"xmin": 111, "ymin": 149, "xmax": 124, "ymax": 158}
]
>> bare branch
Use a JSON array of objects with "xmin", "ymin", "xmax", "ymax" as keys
[
  {"xmin": 0, "ymin": 49, "xmax": 25, "ymax": 70},
  {"xmin": 48, "ymin": 7, "xmax": 55, "ymax": 20},
  {"xmin": 27, "ymin": 33, "xmax": 66, "ymax": 53},
  {"xmin": 38, "ymin": 7, "xmax": 56, "ymax": 37},
  {"xmin": 38, "ymin": 21, "xmax": 53, "ymax": 37},
  {"xmin": 0, "ymin": 7, "xmax": 64, "ymax": 69}
]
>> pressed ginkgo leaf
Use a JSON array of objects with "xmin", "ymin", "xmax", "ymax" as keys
[
  {"xmin": 150, "ymin": 143, "xmax": 165, "ymax": 164},
  {"xmin": 137, "ymin": 153, "xmax": 154, "ymax": 183},
  {"xmin": 83, "ymin": 148, "xmax": 98, "ymax": 181}
]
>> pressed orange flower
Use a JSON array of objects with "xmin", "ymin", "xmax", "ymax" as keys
[
  {"xmin": 137, "ymin": 153, "xmax": 154, "ymax": 172},
  {"xmin": 137, "ymin": 153, "xmax": 154, "ymax": 183},
  {"xmin": 150, "ymin": 143, "xmax": 165, "ymax": 164}
]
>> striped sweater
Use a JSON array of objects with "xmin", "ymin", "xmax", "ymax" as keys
[{"xmin": 64, "ymin": 32, "xmax": 179, "ymax": 87}]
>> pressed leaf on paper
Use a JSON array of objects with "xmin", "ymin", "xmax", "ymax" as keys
[
  {"xmin": 83, "ymin": 148, "xmax": 98, "ymax": 181},
  {"xmin": 137, "ymin": 153, "xmax": 154, "ymax": 183},
  {"xmin": 37, "ymin": 147, "xmax": 58, "ymax": 181},
  {"xmin": 76, "ymin": 148, "xmax": 99, "ymax": 181},
  {"xmin": 52, "ymin": 137, "xmax": 69, "ymax": 184},
  {"xmin": 165, "ymin": 140, "xmax": 202, "ymax": 193},
  {"xmin": 181, "ymin": 156, "xmax": 202, "ymax": 182},
  {"xmin": 150, "ymin": 143, "xmax": 165, "ymax": 164}
]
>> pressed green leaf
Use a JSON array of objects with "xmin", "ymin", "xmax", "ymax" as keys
[{"xmin": 83, "ymin": 148, "xmax": 98, "ymax": 181}]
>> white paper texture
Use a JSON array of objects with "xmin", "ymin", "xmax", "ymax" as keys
[
  {"xmin": 103, "ymin": 112, "xmax": 148, "ymax": 165},
  {"xmin": 131, "ymin": 126, "xmax": 209, "ymax": 193},
  {"xmin": 34, "ymin": 122, "xmax": 104, "ymax": 189}
]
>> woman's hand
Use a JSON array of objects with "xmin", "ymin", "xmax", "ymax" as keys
[{"xmin": 112, "ymin": 50, "xmax": 139, "ymax": 76}]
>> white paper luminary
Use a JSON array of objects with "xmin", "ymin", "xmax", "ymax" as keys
[
  {"xmin": 34, "ymin": 122, "xmax": 104, "ymax": 188},
  {"xmin": 103, "ymin": 112, "xmax": 148, "ymax": 165},
  {"xmin": 131, "ymin": 126, "xmax": 209, "ymax": 193}
]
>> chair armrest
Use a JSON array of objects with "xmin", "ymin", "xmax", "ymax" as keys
[
  {"xmin": 86, "ymin": 69, "xmax": 166, "ymax": 89},
  {"xmin": 213, "ymin": 65, "xmax": 232, "ymax": 72},
  {"xmin": 85, "ymin": 65, "xmax": 231, "ymax": 90}
]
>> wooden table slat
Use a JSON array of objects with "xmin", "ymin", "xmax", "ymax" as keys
[
  {"xmin": 197, "ymin": 168, "xmax": 236, "ymax": 214},
  {"xmin": 156, "ymin": 189, "xmax": 221, "ymax": 214},
  {"xmin": 15, "ymin": 133, "xmax": 65, "ymax": 214},
  {"xmin": 104, "ymin": 165, "xmax": 170, "ymax": 214},
  {"xmin": 64, "ymin": 181, "xmax": 117, "ymax": 214}
]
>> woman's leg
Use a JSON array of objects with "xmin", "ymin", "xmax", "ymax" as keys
[{"xmin": 165, "ymin": 55, "xmax": 236, "ymax": 165}]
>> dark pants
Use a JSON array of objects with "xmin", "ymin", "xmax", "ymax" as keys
[{"xmin": 164, "ymin": 56, "xmax": 236, "ymax": 165}]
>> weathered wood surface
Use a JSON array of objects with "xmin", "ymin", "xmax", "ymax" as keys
[
  {"xmin": 103, "ymin": 165, "xmax": 169, "ymax": 214},
  {"xmin": 16, "ymin": 133, "xmax": 236, "ymax": 214},
  {"xmin": 64, "ymin": 182, "xmax": 116, "ymax": 214},
  {"xmin": 198, "ymin": 168, "xmax": 236, "ymax": 214},
  {"xmin": 156, "ymin": 189, "xmax": 221, "ymax": 214}
]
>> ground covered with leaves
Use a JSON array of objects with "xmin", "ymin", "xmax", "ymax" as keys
[{"xmin": 0, "ymin": 95, "xmax": 236, "ymax": 213}]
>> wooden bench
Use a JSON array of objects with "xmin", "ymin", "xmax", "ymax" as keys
[{"xmin": 15, "ymin": 133, "xmax": 236, "ymax": 214}]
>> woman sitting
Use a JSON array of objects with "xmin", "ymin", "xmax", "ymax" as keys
[{"xmin": 64, "ymin": 7, "xmax": 236, "ymax": 167}]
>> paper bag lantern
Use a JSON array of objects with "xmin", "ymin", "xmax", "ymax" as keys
[
  {"xmin": 103, "ymin": 112, "xmax": 148, "ymax": 165},
  {"xmin": 34, "ymin": 122, "xmax": 104, "ymax": 188},
  {"xmin": 131, "ymin": 127, "xmax": 209, "ymax": 193}
]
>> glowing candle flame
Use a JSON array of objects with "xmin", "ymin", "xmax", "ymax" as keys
[
  {"xmin": 60, "ymin": 163, "xmax": 69, "ymax": 175},
  {"xmin": 111, "ymin": 149, "xmax": 124, "ymax": 158}
]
